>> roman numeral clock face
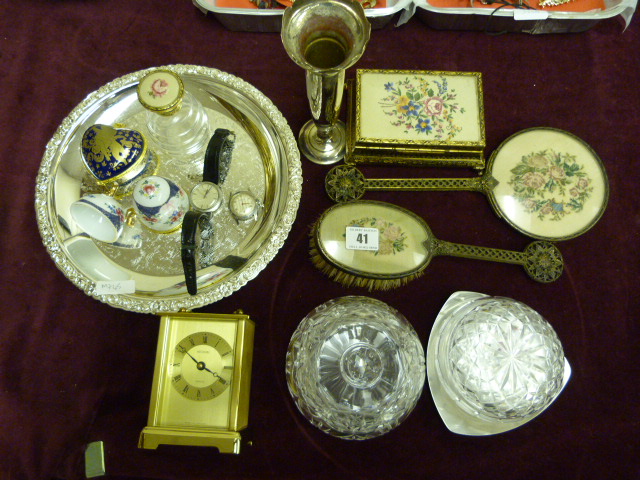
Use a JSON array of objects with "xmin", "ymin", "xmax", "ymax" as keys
[{"xmin": 171, "ymin": 332, "xmax": 233, "ymax": 401}]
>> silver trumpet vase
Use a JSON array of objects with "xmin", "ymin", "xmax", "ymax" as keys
[{"xmin": 282, "ymin": 0, "xmax": 371, "ymax": 165}]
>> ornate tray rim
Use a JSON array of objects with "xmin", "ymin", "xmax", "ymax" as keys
[{"xmin": 35, "ymin": 64, "xmax": 302, "ymax": 314}]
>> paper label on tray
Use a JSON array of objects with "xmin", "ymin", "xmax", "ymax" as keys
[
  {"xmin": 346, "ymin": 227, "xmax": 379, "ymax": 251},
  {"xmin": 95, "ymin": 280, "xmax": 136, "ymax": 295},
  {"xmin": 513, "ymin": 9, "xmax": 549, "ymax": 20}
]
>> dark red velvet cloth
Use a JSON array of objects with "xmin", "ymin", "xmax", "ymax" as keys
[{"xmin": 1, "ymin": 1, "xmax": 639, "ymax": 479}]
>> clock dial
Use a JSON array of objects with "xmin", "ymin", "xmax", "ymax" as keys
[
  {"xmin": 190, "ymin": 181, "xmax": 223, "ymax": 213},
  {"xmin": 171, "ymin": 331, "xmax": 234, "ymax": 401}
]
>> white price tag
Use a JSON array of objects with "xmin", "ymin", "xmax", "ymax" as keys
[
  {"xmin": 513, "ymin": 9, "xmax": 549, "ymax": 20},
  {"xmin": 345, "ymin": 226, "xmax": 379, "ymax": 251},
  {"xmin": 95, "ymin": 280, "xmax": 136, "ymax": 295}
]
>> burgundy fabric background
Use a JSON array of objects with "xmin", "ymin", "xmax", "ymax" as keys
[{"xmin": 1, "ymin": 1, "xmax": 639, "ymax": 479}]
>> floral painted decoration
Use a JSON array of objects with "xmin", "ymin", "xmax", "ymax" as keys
[
  {"xmin": 159, "ymin": 192, "xmax": 187, "ymax": 225},
  {"xmin": 149, "ymin": 78, "xmax": 169, "ymax": 98},
  {"xmin": 379, "ymin": 76, "xmax": 464, "ymax": 140},
  {"xmin": 347, "ymin": 217, "xmax": 407, "ymax": 255},
  {"xmin": 507, "ymin": 149, "xmax": 594, "ymax": 221},
  {"xmin": 138, "ymin": 178, "xmax": 163, "ymax": 200},
  {"xmin": 134, "ymin": 181, "xmax": 188, "ymax": 231},
  {"xmin": 105, "ymin": 203, "xmax": 126, "ymax": 225}
]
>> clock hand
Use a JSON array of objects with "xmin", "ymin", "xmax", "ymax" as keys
[
  {"xmin": 185, "ymin": 350, "xmax": 200, "ymax": 364},
  {"xmin": 185, "ymin": 350, "xmax": 221, "ymax": 377},
  {"xmin": 198, "ymin": 364, "xmax": 226, "ymax": 385},
  {"xmin": 203, "ymin": 365, "xmax": 220, "ymax": 377},
  {"xmin": 185, "ymin": 351, "xmax": 211, "ymax": 371},
  {"xmin": 198, "ymin": 363, "xmax": 223, "ymax": 378}
]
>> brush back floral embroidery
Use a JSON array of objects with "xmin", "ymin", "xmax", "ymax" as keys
[{"xmin": 346, "ymin": 217, "xmax": 407, "ymax": 255}]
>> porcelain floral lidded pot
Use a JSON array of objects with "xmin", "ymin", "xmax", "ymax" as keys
[{"xmin": 132, "ymin": 175, "xmax": 189, "ymax": 233}]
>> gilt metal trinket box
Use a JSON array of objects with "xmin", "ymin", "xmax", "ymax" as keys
[{"xmin": 347, "ymin": 69, "xmax": 486, "ymax": 168}]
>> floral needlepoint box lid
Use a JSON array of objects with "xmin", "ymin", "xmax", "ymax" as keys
[{"xmin": 347, "ymin": 69, "xmax": 486, "ymax": 168}]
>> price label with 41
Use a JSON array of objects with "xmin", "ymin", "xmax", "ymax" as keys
[{"xmin": 345, "ymin": 226, "xmax": 379, "ymax": 252}]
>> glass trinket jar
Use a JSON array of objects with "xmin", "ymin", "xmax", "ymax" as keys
[{"xmin": 137, "ymin": 69, "xmax": 211, "ymax": 166}]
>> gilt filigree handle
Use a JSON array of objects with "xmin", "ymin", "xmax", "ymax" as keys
[
  {"xmin": 429, "ymin": 239, "xmax": 563, "ymax": 283},
  {"xmin": 325, "ymin": 165, "xmax": 496, "ymax": 203}
]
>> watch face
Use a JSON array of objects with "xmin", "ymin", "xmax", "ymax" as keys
[
  {"xmin": 171, "ymin": 331, "xmax": 233, "ymax": 401},
  {"xmin": 230, "ymin": 191, "xmax": 258, "ymax": 221},
  {"xmin": 190, "ymin": 182, "xmax": 223, "ymax": 213}
]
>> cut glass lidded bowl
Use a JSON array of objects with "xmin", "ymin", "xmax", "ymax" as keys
[
  {"xmin": 427, "ymin": 291, "xmax": 571, "ymax": 435},
  {"xmin": 286, "ymin": 296, "xmax": 425, "ymax": 440}
]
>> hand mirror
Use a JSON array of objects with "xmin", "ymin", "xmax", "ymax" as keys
[
  {"xmin": 310, "ymin": 200, "xmax": 564, "ymax": 290},
  {"xmin": 326, "ymin": 128, "xmax": 608, "ymax": 241}
]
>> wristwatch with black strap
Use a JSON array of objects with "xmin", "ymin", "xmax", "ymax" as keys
[
  {"xmin": 181, "ymin": 128, "xmax": 236, "ymax": 295},
  {"xmin": 181, "ymin": 211, "xmax": 208, "ymax": 295}
]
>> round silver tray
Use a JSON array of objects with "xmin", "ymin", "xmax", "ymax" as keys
[{"xmin": 35, "ymin": 65, "xmax": 302, "ymax": 313}]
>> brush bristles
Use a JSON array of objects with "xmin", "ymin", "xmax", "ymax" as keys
[{"xmin": 309, "ymin": 232, "xmax": 422, "ymax": 291}]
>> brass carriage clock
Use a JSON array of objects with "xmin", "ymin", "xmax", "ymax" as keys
[{"xmin": 139, "ymin": 310, "xmax": 255, "ymax": 454}]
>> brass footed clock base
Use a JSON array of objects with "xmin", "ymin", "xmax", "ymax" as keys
[{"xmin": 139, "ymin": 426, "xmax": 242, "ymax": 454}]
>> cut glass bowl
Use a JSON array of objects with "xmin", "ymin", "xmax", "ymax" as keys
[
  {"xmin": 286, "ymin": 296, "xmax": 425, "ymax": 440},
  {"xmin": 427, "ymin": 291, "xmax": 571, "ymax": 435}
]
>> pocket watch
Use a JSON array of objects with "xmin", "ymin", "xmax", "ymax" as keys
[
  {"xmin": 229, "ymin": 190, "xmax": 262, "ymax": 224},
  {"xmin": 139, "ymin": 310, "xmax": 255, "ymax": 454}
]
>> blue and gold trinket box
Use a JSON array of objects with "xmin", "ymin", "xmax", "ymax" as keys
[{"xmin": 81, "ymin": 124, "xmax": 156, "ymax": 186}]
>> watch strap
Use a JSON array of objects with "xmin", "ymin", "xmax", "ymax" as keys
[
  {"xmin": 203, "ymin": 128, "xmax": 236, "ymax": 185},
  {"xmin": 199, "ymin": 213, "xmax": 216, "ymax": 267},
  {"xmin": 181, "ymin": 211, "xmax": 209, "ymax": 295}
]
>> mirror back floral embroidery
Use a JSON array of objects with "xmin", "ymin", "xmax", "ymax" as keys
[
  {"xmin": 507, "ymin": 149, "xmax": 594, "ymax": 221},
  {"xmin": 379, "ymin": 76, "xmax": 464, "ymax": 140}
]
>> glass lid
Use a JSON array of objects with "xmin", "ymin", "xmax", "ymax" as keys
[{"xmin": 35, "ymin": 65, "xmax": 302, "ymax": 313}]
